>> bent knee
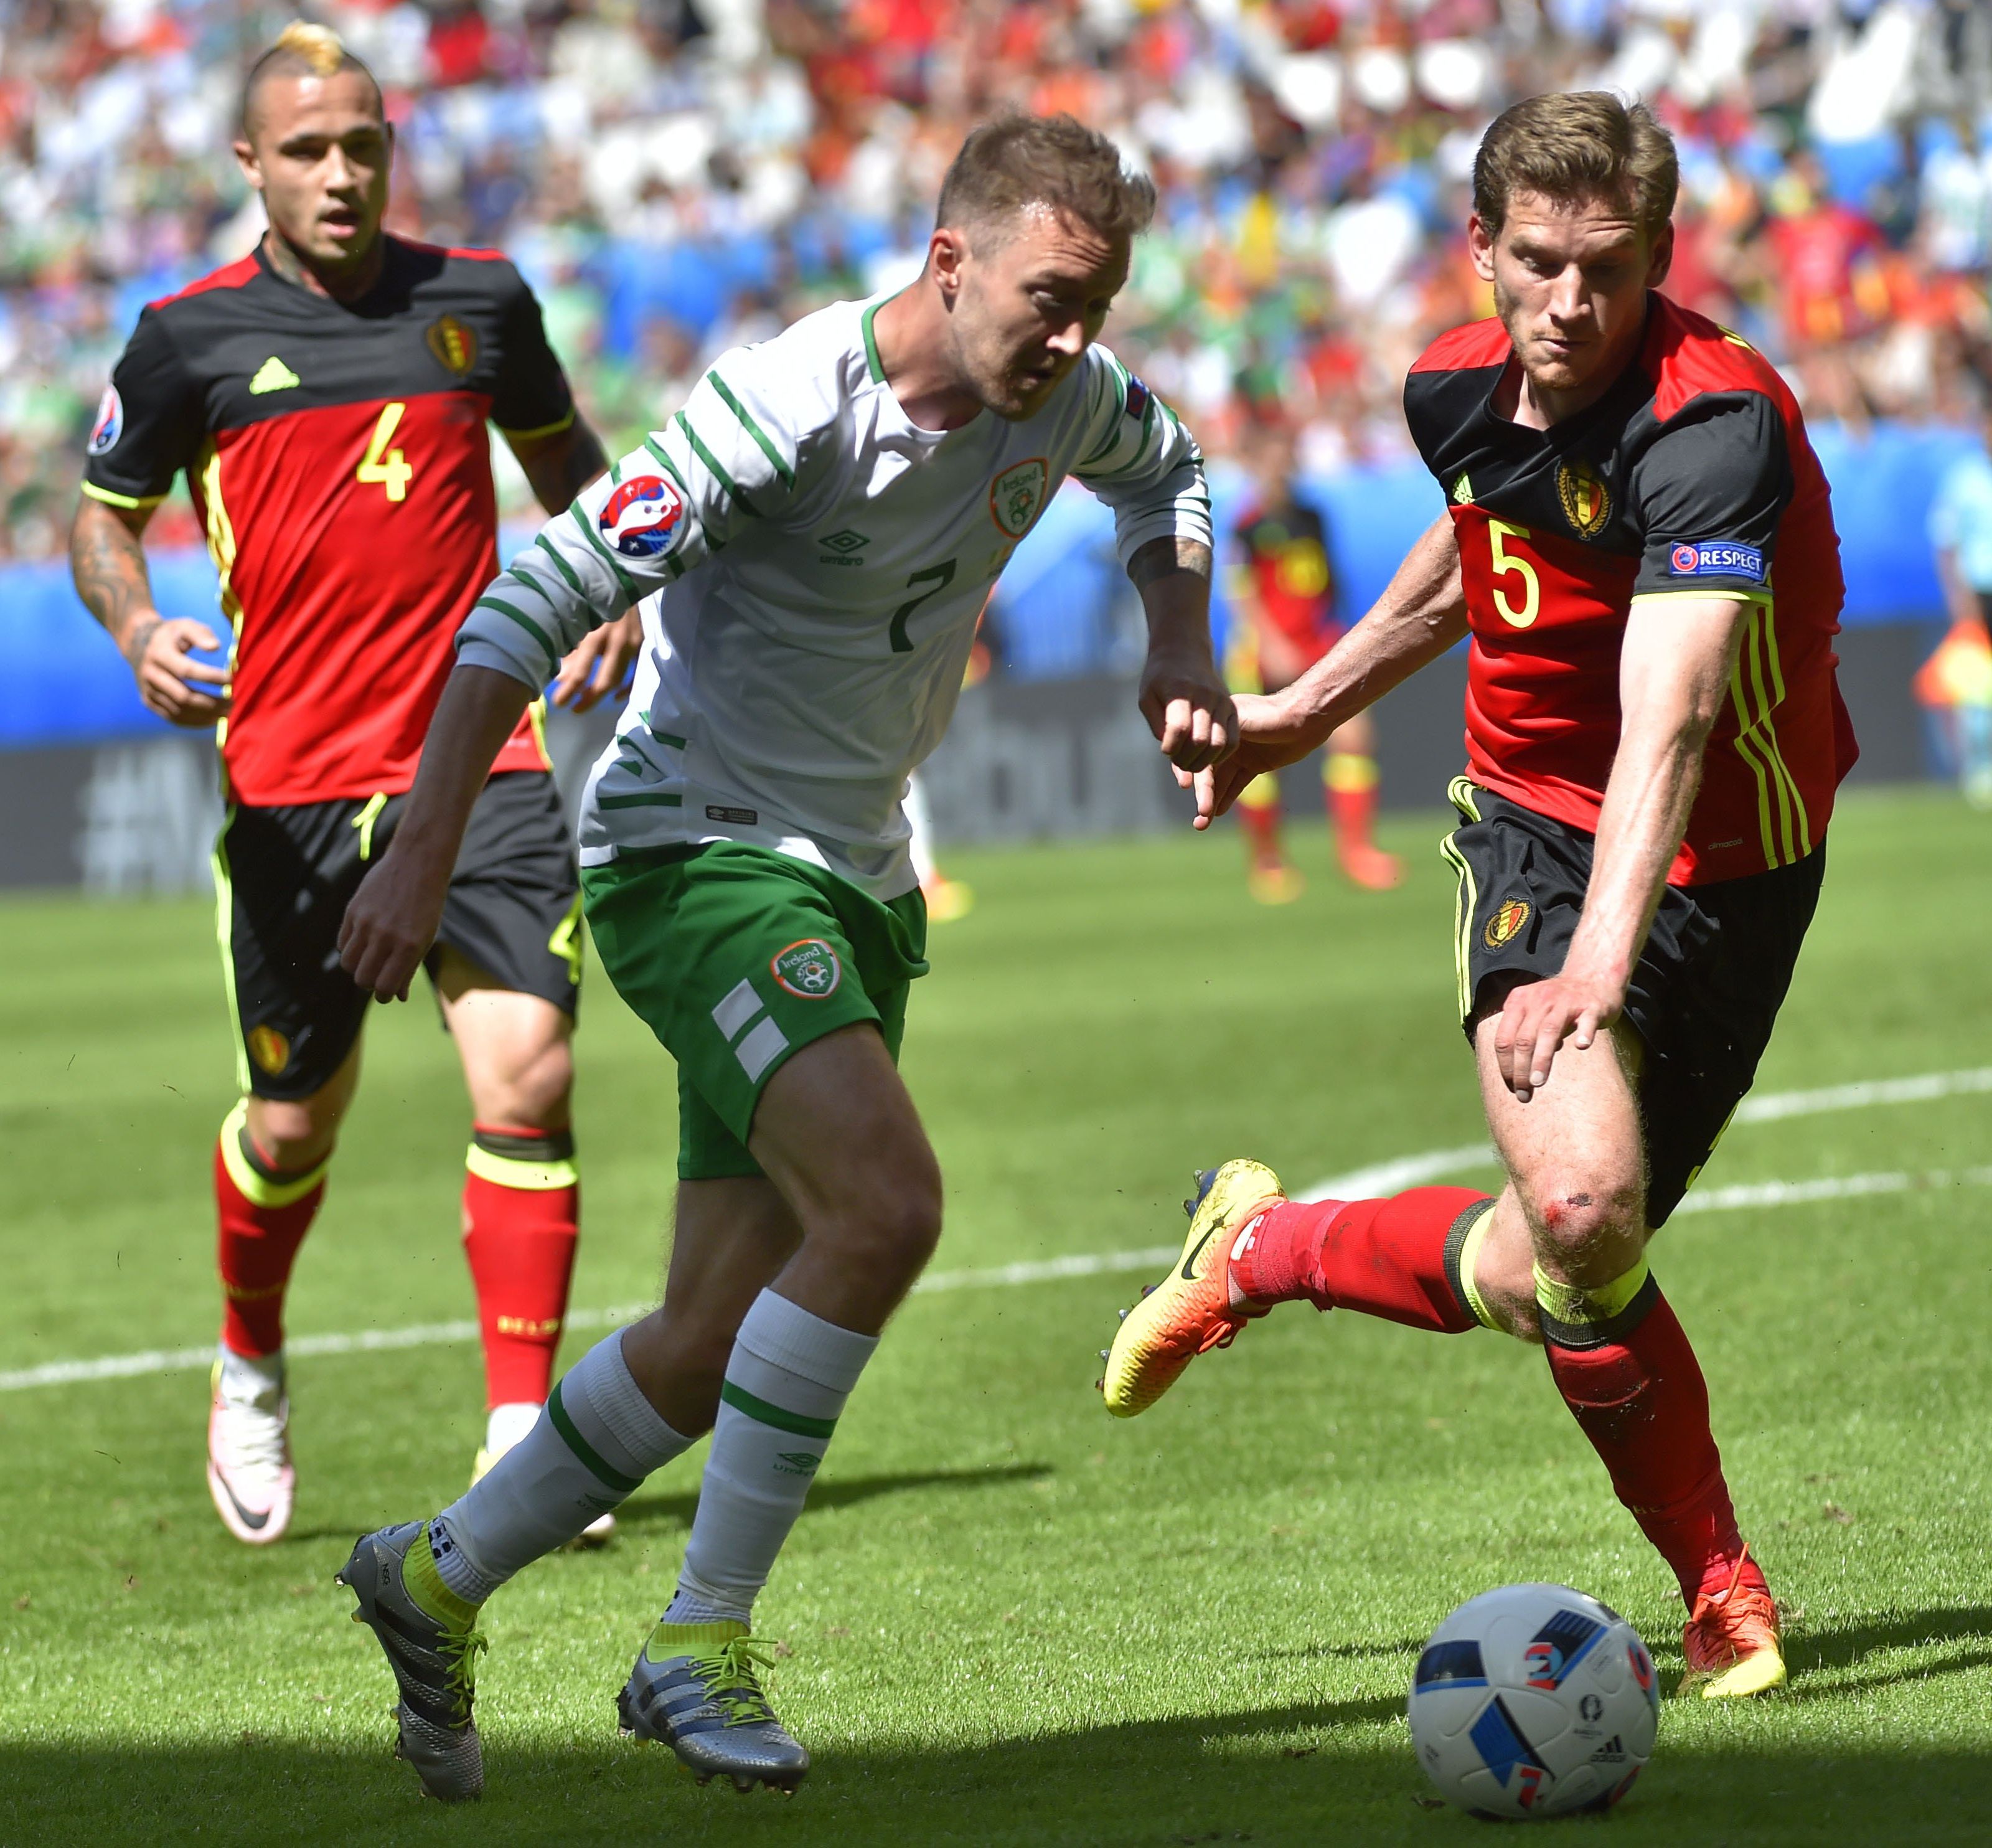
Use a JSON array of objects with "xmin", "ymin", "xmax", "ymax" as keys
[{"xmin": 1520, "ymin": 1171, "xmax": 1644, "ymax": 1266}]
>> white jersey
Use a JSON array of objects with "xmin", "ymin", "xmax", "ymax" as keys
[{"xmin": 456, "ymin": 292, "xmax": 1211, "ymax": 897}]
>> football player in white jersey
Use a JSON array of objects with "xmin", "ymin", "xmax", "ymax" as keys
[{"xmin": 332, "ymin": 113, "xmax": 1231, "ymax": 1801}]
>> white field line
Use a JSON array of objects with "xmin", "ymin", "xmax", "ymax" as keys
[{"xmin": 3, "ymin": 1065, "xmax": 1986, "ymax": 1396}]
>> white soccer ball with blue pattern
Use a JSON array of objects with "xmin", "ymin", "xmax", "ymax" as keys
[{"xmin": 1407, "ymin": 1583, "xmax": 1660, "ymax": 1818}]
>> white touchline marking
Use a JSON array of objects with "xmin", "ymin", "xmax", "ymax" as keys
[{"xmin": 4, "ymin": 1066, "xmax": 1988, "ymax": 1395}]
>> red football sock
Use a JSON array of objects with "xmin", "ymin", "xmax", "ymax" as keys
[
  {"xmin": 1231, "ymin": 1188, "xmax": 1491, "ymax": 1333},
  {"xmin": 1541, "ymin": 1285, "xmax": 1755, "ymax": 1605},
  {"xmin": 214, "ymin": 1105, "xmax": 328, "ymax": 1358},
  {"xmin": 1325, "ymin": 753, "xmax": 1381, "ymax": 849},
  {"xmin": 462, "ymin": 1123, "xmax": 581, "ymax": 1410},
  {"xmin": 1237, "ymin": 789, "xmax": 1283, "ymax": 864}
]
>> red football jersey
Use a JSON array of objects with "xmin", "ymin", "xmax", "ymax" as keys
[
  {"xmin": 83, "ymin": 237, "xmax": 576, "ymax": 805},
  {"xmin": 1403, "ymin": 293, "xmax": 1856, "ymax": 885}
]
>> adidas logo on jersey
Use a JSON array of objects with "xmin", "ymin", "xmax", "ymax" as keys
[{"xmin": 248, "ymin": 356, "xmax": 301, "ymax": 395}]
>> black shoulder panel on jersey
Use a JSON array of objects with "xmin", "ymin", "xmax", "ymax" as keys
[
  {"xmin": 1628, "ymin": 391, "xmax": 1792, "ymax": 600},
  {"xmin": 82, "ymin": 302, "xmax": 207, "ymax": 506},
  {"xmin": 83, "ymin": 235, "xmax": 575, "ymax": 481},
  {"xmin": 1403, "ymin": 362, "xmax": 1505, "ymax": 487}
]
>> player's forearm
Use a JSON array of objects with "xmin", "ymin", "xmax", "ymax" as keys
[
  {"xmin": 515, "ymin": 418, "xmax": 610, "ymax": 515},
  {"xmin": 1273, "ymin": 513, "xmax": 1467, "ymax": 747},
  {"xmin": 392, "ymin": 666, "xmax": 537, "ymax": 870},
  {"xmin": 68, "ymin": 496, "xmax": 160, "ymax": 662},
  {"xmin": 1130, "ymin": 535, "xmax": 1216, "ymax": 664},
  {"xmin": 1566, "ymin": 601, "xmax": 1747, "ymax": 991}
]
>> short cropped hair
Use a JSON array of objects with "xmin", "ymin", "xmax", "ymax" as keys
[
  {"xmin": 241, "ymin": 22, "xmax": 382, "ymax": 134},
  {"xmin": 936, "ymin": 114, "xmax": 1156, "ymax": 248},
  {"xmin": 1473, "ymin": 92, "xmax": 1678, "ymax": 242}
]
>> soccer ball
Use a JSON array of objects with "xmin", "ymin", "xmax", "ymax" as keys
[{"xmin": 1407, "ymin": 1583, "xmax": 1660, "ymax": 1819}]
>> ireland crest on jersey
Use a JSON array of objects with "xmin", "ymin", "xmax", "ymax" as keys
[
  {"xmin": 771, "ymin": 938, "xmax": 842, "ymax": 999},
  {"xmin": 989, "ymin": 457, "xmax": 1049, "ymax": 539}
]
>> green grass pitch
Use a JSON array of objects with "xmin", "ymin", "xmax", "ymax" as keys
[{"xmin": 2, "ymin": 787, "xmax": 1988, "ymax": 1845}]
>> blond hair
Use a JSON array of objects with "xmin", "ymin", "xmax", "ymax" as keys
[
  {"xmin": 1473, "ymin": 92, "xmax": 1678, "ymax": 241},
  {"xmin": 241, "ymin": 21, "xmax": 380, "ymax": 133}
]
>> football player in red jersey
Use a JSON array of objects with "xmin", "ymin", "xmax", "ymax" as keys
[
  {"xmin": 1106, "ymin": 92, "xmax": 1858, "ymax": 1702},
  {"xmin": 1226, "ymin": 417, "xmax": 1400, "ymax": 900},
  {"xmin": 68, "ymin": 25, "xmax": 639, "ymax": 1546}
]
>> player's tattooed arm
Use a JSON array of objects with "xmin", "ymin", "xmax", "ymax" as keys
[
  {"xmin": 69, "ymin": 495, "xmax": 230, "ymax": 727},
  {"xmin": 1186, "ymin": 512, "xmax": 1467, "ymax": 827},
  {"xmin": 1128, "ymin": 537, "xmax": 1234, "ymax": 777}
]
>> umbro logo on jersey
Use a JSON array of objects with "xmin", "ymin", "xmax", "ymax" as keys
[
  {"xmin": 819, "ymin": 528, "xmax": 870, "ymax": 565},
  {"xmin": 248, "ymin": 356, "xmax": 301, "ymax": 395}
]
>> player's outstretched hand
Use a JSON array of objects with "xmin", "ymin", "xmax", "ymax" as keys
[
  {"xmin": 551, "ymin": 611, "xmax": 644, "ymax": 713},
  {"xmin": 1490, "ymin": 971, "xmax": 1625, "ymax": 1101},
  {"xmin": 1139, "ymin": 652, "xmax": 1236, "ymax": 776},
  {"xmin": 339, "ymin": 847, "xmax": 452, "ymax": 1003},
  {"xmin": 1177, "ymin": 691, "xmax": 1324, "ymax": 830},
  {"xmin": 128, "ymin": 615, "xmax": 231, "ymax": 727}
]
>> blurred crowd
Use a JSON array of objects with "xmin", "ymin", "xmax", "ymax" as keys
[{"xmin": 5, "ymin": 0, "xmax": 1992, "ymax": 561}]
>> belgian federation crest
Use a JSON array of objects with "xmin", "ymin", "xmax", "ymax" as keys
[
  {"xmin": 771, "ymin": 938, "xmax": 842, "ymax": 999},
  {"xmin": 247, "ymin": 1024, "xmax": 290, "ymax": 1075},
  {"xmin": 989, "ymin": 456, "xmax": 1049, "ymax": 539},
  {"xmin": 426, "ymin": 314, "xmax": 479, "ymax": 377},
  {"xmin": 1484, "ymin": 897, "xmax": 1531, "ymax": 948},
  {"xmin": 1556, "ymin": 460, "xmax": 1610, "ymax": 539}
]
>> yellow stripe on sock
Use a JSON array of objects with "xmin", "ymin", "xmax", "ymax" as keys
[
  {"xmin": 1533, "ymin": 1255, "xmax": 1650, "ymax": 1327},
  {"xmin": 218, "ymin": 1099, "xmax": 329, "ymax": 1209},
  {"xmin": 1324, "ymin": 752, "xmax": 1378, "ymax": 793},
  {"xmin": 466, "ymin": 1143, "xmax": 579, "ymax": 1191},
  {"xmin": 1456, "ymin": 1207, "xmax": 1503, "ymax": 1331}
]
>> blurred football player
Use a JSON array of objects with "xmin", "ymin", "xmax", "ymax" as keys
[{"xmin": 1227, "ymin": 418, "xmax": 1400, "ymax": 899}]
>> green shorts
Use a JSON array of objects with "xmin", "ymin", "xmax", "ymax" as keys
[{"xmin": 581, "ymin": 842, "xmax": 929, "ymax": 1181}]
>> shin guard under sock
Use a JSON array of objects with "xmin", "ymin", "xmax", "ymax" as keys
[
  {"xmin": 462, "ymin": 1124, "xmax": 581, "ymax": 1409},
  {"xmin": 215, "ymin": 1099, "xmax": 328, "ymax": 1358},
  {"xmin": 1231, "ymin": 1189, "xmax": 1495, "ymax": 1333},
  {"xmin": 665, "ymin": 1290, "xmax": 877, "ymax": 1626},
  {"xmin": 1537, "ymin": 1262, "xmax": 1751, "ymax": 1604}
]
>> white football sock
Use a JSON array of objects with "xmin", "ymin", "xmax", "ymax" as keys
[
  {"xmin": 483, "ymin": 1400, "xmax": 540, "ymax": 1456},
  {"xmin": 430, "ymin": 1331, "xmax": 690, "ymax": 1605},
  {"xmin": 217, "ymin": 1345, "xmax": 283, "ymax": 1408},
  {"xmin": 662, "ymin": 1290, "xmax": 876, "ymax": 1629}
]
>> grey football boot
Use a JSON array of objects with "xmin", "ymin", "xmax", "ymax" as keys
[
  {"xmin": 617, "ymin": 1619, "xmax": 810, "ymax": 1793},
  {"xmin": 336, "ymin": 1521, "xmax": 489, "ymax": 1802}
]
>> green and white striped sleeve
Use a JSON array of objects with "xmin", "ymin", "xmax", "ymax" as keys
[
  {"xmin": 456, "ymin": 354, "xmax": 804, "ymax": 687},
  {"xmin": 1071, "ymin": 345, "xmax": 1214, "ymax": 565}
]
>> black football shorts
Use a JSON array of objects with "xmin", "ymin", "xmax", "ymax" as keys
[
  {"xmin": 215, "ymin": 770, "xmax": 581, "ymax": 1100},
  {"xmin": 1441, "ymin": 778, "xmax": 1825, "ymax": 1226}
]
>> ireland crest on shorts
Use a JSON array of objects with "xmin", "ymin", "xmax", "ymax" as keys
[
  {"xmin": 988, "ymin": 457, "xmax": 1048, "ymax": 539},
  {"xmin": 772, "ymin": 938, "xmax": 842, "ymax": 998}
]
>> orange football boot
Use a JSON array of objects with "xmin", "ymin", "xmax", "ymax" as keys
[
  {"xmin": 1101, "ymin": 1161, "xmax": 1282, "ymax": 1417},
  {"xmin": 1679, "ymin": 1549, "xmax": 1786, "ymax": 1698},
  {"xmin": 1337, "ymin": 842, "xmax": 1404, "ymax": 890}
]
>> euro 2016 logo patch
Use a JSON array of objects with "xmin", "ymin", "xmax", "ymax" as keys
[
  {"xmin": 1668, "ymin": 540, "xmax": 1765, "ymax": 582},
  {"xmin": 989, "ymin": 457, "xmax": 1048, "ymax": 539},
  {"xmin": 599, "ymin": 474, "xmax": 687, "ymax": 559},
  {"xmin": 771, "ymin": 938, "xmax": 842, "ymax": 999},
  {"xmin": 425, "ymin": 314, "xmax": 478, "ymax": 377},
  {"xmin": 1484, "ymin": 897, "xmax": 1531, "ymax": 949},
  {"xmin": 1556, "ymin": 460, "xmax": 1610, "ymax": 538},
  {"xmin": 247, "ymin": 1025, "xmax": 290, "ymax": 1075},
  {"xmin": 88, "ymin": 386, "xmax": 123, "ymax": 455}
]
